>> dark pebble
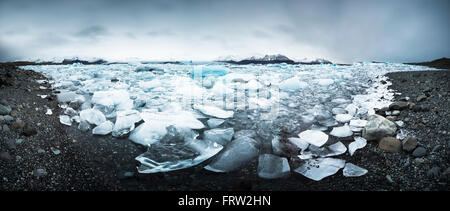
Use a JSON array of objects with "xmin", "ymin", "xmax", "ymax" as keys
[{"xmin": 412, "ymin": 147, "xmax": 427, "ymax": 157}]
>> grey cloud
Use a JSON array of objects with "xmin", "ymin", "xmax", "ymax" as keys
[{"xmin": 75, "ymin": 25, "xmax": 109, "ymax": 39}]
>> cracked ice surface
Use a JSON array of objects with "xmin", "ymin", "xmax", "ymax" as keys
[{"xmin": 22, "ymin": 62, "xmax": 439, "ymax": 176}]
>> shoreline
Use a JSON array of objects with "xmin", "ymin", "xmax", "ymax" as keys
[{"xmin": 0, "ymin": 63, "xmax": 448, "ymax": 191}]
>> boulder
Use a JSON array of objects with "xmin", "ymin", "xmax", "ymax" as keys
[
  {"xmin": 363, "ymin": 114, "xmax": 397, "ymax": 141},
  {"xmin": 389, "ymin": 102, "xmax": 408, "ymax": 110},
  {"xmin": 379, "ymin": 137, "xmax": 402, "ymax": 153},
  {"xmin": 402, "ymin": 136, "xmax": 418, "ymax": 152}
]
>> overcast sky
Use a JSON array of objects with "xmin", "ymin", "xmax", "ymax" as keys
[{"xmin": 0, "ymin": 0, "xmax": 449, "ymax": 63}]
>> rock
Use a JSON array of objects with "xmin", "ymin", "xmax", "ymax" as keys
[
  {"xmin": 33, "ymin": 169, "xmax": 48, "ymax": 177},
  {"xmin": 389, "ymin": 102, "xmax": 408, "ymax": 110},
  {"xmin": 0, "ymin": 152, "xmax": 12, "ymax": 161},
  {"xmin": 427, "ymin": 167, "xmax": 441, "ymax": 178},
  {"xmin": 2, "ymin": 124, "xmax": 10, "ymax": 132},
  {"xmin": 363, "ymin": 114, "xmax": 397, "ymax": 141},
  {"xmin": 22, "ymin": 123, "xmax": 37, "ymax": 136},
  {"xmin": 0, "ymin": 104, "xmax": 12, "ymax": 115},
  {"xmin": 408, "ymin": 103, "xmax": 416, "ymax": 110},
  {"xmin": 416, "ymin": 94, "xmax": 427, "ymax": 102},
  {"xmin": 50, "ymin": 147, "xmax": 61, "ymax": 155},
  {"xmin": 379, "ymin": 137, "xmax": 402, "ymax": 153},
  {"xmin": 12, "ymin": 119, "xmax": 25, "ymax": 129},
  {"xmin": 412, "ymin": 147, "xmax": 426, "ymax": 157},
  {"xmin": 386, "ymin": 116, "xmax": 397, "ymax": 121},
  {"xmin": 402, "ymin": 136, "xmax": 418, "ymax": 152},
  {"xmin": 15, "ymin": 139, "xmax": 24, "ymax": 144}
]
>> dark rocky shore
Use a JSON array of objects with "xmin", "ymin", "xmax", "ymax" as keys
[{"xmin": 0, "ymin": 61, "xmax": 449, "ymax": 191}]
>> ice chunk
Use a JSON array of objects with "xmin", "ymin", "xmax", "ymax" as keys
[
  {"xmin": 57, "ymin": 92, "xmax": 85, "ymax": 103},
  {"xmin": 395, "ymin": 120, "xmax": 404, "ymax": 127},
  {"xmin": 194, "ymin": 104, "xmax": 234, "ymax": 119},
  {"xmin": 335, "ymin": 114, "xmax": 352, "ymax": 123},
  {"xmin": 59, "ymin": 115, "xmax": 72, "ymax": 126},
  {"xmin": 302, "ymin": 141, "xmax": 347, "ymax": 158},
  {"xmin": 332, "ymin": 107, "xmax": 347, "ymax": 115},
  {"xmin": 330, "ymin": 125, "xmax": 353, "ymax": 137},
  {"xmin": 203, "ymin": 128, "xmax": 234, "ymax": 146},
  {"xmin": 257, "ymin": 154, "xmax": 290, "ymax": 179},
  {"xmin": 207, "ymin": 118, "xmax": 225, "ymax": 128},
  {"xmin": 234, "ymin": 130, "xmax": 257, "ymax": 139},
  {"xmin": 349, "ymin": 119, "xmax": 367, "ymax": 128},
  {"xmin": 92, "ymin": 121, "xmax": 114, "ymax": 135},
  {"xmin": 326, "ymin": 141, "xmax": 347, "ymax": 156},
  {"xmin": 316, "ymin": 79, "xmax": 334, "ymax": 86},
  {"xmin": 348, "ymin": 136, "xmax": 367, "ymax": 156},
  {"xmin": 279, "ymin": 77, "xmax": 308, "ymax": 91},
  {"xmin": 204, "ymin": 137, "xmax": 260, "ymax": 172},
  {"xmin": 298, "ymin": 130, "xmax": 329, "ymax": 147},
  {"xmin": 112, "ymin": 110, "xmax": 141, "ymax": 137},
  {"xmin": 139, "ymin": 79, "xmax": 162, "ymax": 91},
  {"xmin": 129, "ymin": 122, "xmax": 166, "ymax": 146},
  {"xmin": 345, "ymin": 104, "xmax": 358, "ymax": 116},
  {"xmin": 294, "ymin": 158, "xmax": 345, "ymax": 181},
  {"xmin": 288, "ymin": 137, "xmax": 309, "ymax": 152},
  {"xmin": 45, "ymin": 108, "xmax": 52, "ymax": 115},
  {"xmin": 64, "ymin": 107, "xmax": 77, "ymax": 117},
  {"xmin": 343, "ymin": 163, "xmax": 368, "ymax": 177},
  {"xmin": 135, "ymin": 130, "xmax": 223, "ymax": 173},
  {"xmin": 79, "ymin": 109, "xmax": 106, "ymax": 125},
  {"xmin": 91, "ymin": 90, "xmax": 130, "ymax": 108}
]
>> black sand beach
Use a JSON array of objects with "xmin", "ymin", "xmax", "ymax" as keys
[{"xmin": 0, "ymin": 61, "xmax": 449, "ymax": 191}]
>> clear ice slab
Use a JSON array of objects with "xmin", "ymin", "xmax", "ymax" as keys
[
  {"xmin": 257, "ymin": 154, "xmax": 290, "ymax": 179},
  {"xmin": 298, "ymin": 130, "xmax": 329, "ymax": 147},
  {"xmin": 343, "ymin": 163, "xmax": 368, "ymax": 177},
  {"xmin": 294, "ymin": 158, "xmax": 346, "ymax": 181},
  {"xmin": 348, "ymin": 136, "xmax": 367, "ymax": 156},
  {"xmin": 136, "ymin": 128, "xmax": 223, "ymax": 173},
  {"xmin": 204, "ymin": 137, "xmax": 260, "ymax": 172},
  {"xmin": 203, "ymin": 128, "xmax": 234, "ymax": 146}
]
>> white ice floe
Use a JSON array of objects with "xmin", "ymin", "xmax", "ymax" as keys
[
  {"xmin": 194, "ymin": 104, "xmax": 234, "ymax": 119},
  {"xmin": 207, "ymin": 118, "xmax": 225, "ymax": 128},
  {"xmin": 294, "ymin": 158, "xmax": 346, "ymax": 181},
  {"xmin": 335, "ymin": 114, "xmax": 353, "ymax": 123},
  {"xmin": 343, "ymin": 163, "xmax": 368, "ymax": 177},
  {"xmin": 349, "ymin": 119, "xmax": 367, "ymax": 128},
  {"xmin": 45, "ymin": 108, "xmax": 52, "ymax": 115},
  {"xmin": 330, "ymin": 125, "xmax": 353, "ymax": 137},
  {"xmin": 298, "ymin": 130, "xmax": 329, "ymax": 147},
  {"xmin": 79, "ymin": 108, "xmax": 106, "ymax": 126},
  {"xmin": 92, "ymin": 120, "xmax": 114, "ymax": 135},
  {"xmin": 348, "ymin": 136, "xmax": 367, "ymax": 156},
  {"xmin": 59, "ymin": 115, "xmax": 71, "ymax": 126}
]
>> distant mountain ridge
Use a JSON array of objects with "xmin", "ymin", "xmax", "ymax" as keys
[{"xmin": 216, "ymin": 54, "xmax": 332, "ymax": 65}]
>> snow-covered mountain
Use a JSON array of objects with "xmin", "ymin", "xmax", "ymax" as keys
[{"xmin": 217, "ymin": 54, "xmax": 332, "ymax": 65}]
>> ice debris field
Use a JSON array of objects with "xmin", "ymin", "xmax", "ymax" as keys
[{"xmin": 22, "ymin": 62, "xmax": 437, "ymax": 181}]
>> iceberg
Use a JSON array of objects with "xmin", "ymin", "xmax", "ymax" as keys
[
  {"xmin": 194, "ymin": 104, "xmax": 234, "ymax": 119},
  {"xmin": 335, "ymin": 114, "xmax": 353, "ymax": 123},
  {"xmin": 279, "ymin": 77, "xmax": 308, "ymax": 91},
  {"xmin": 330, "ymin": 125, "xmax": 353, "ymax": 137},
  {"xmin": 136, "ymin": 129, "xmax": 223, "ymax": 173},
  {"xmin": 59, "ymin": 115, "xmax": 72, "ymax": 126},
  {"xmin": 257, "ymin": 154, "xmax": 290, "ymax": 179},
  {"xmin": 294, "ymin": 158, "xmax": 345, "ymax": 181},
  {"xmin": 343, "ymin": 163, "xmax": 368, "ymax": 177},
  {"xmin": 92, "ymin": 121, "xmax": 114, "ymax": 135},
  {"xmin": 207, "ymin": 118, "xmax": 225, "ymax": 128},
  {"xmin": 203, "ymin": 128, "xmax": 234, "ymax": 146},
  {"xmin": 79, "ymin": 108, "xmax": 106, "ymax": 126},
  {"xmin": 298, "ymin": 130, "xmax": 329, "ymax": 147},
  {"xmin": 204, "ymin": 137, "xmax": 260, "ymax": 172},
  {"xmin": 348, "ymin": 136, "xmax": 367, "ymax": 156}
]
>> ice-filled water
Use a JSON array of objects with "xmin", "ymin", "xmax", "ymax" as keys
[{"xmin": 22, "ymin": 62, "xmax": 439, "ymax": 179}]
